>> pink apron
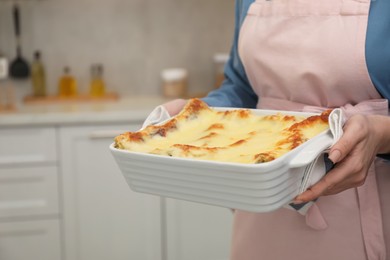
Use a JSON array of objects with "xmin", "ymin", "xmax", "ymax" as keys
[{"xmin": 233, "ymin": 0, "xmax": 390, "ymax": 259}]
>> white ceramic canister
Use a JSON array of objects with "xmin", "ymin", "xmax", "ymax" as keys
[{"xmin": 161, "ymin": 68, "xmax": 188, "ymax": 98}]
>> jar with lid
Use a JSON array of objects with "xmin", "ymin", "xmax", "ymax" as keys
[
  {"xmin": 213, "ymin": 53, "xmax": 229, "ymax": 89},
  {"xmin": 161, "ymin": 68, "xmax": 188, "ymax": 98},
  {"xmin": 58, "ymin": 67, "xmax": 78, "ymax": 97},
  {"xmin": 89, "ymin": 64, "xmax": 106, "ymax": 97}
]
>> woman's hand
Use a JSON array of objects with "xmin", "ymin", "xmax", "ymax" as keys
[
  {"xmin": 162, "ymin": 98, "xmax": 188, "ymax": 116},
  {"xmin": 294, "ymin": 114, "xmax": 390, "ymax": 203}
]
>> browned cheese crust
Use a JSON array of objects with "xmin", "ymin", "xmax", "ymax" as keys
[{"xmin": 115, "ymin": 98, "xmax": 331, "ymax": 164}]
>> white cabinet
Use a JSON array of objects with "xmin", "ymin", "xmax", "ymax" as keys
[
  {"xmin": 59, "ymin": 123, "xmax": 234, "ymax": 260},
  {"xmin": 0, "ymin": 127, "xmax": 57, "ymax": 166},
  {"xmin": 59, "ymin": 124, "xmax": 162, "ymax": 260},
  {"xmin": 0, "ymin": 120, "xmax": 234, "ymax": 260},
  {"xmin": 0, "ymin": 126, "xmax": 62, "ymax": 260},
  {"xmin": 0, "ymin": 219, "xmax": 62, "ymax": 260},
  {"xmin": 0, "ymin": 166, "xmax": 59, "ymax": 218},
  {"xmin": 165, "ymin": 199, "xmax": 233, "ymax": 260}
]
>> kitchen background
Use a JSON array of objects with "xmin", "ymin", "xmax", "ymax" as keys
[
  {"xmin": 0, "ymin": 0, "xmax": 234, "ymax": 101},
  {"xmin": 0, "ymin": 1, "xmax": 236, "ymax": 260}
]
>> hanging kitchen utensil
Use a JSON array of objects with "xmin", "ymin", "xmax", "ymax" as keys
[{"xmin": 10, "ymin": 3, "xmax": 30, "ymax": 79}]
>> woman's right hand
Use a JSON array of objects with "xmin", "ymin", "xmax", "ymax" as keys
[
  {"xmin": 163, "ymin": 98, "xmax": 188, "ymax": 116},
  {"xmin": 295, "ymin": 114, "xmax": 390, "ymax": 203}
]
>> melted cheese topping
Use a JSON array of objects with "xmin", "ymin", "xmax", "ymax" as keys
[{"xmin": 115, "ymin": 99, "xmax": 330, "ymax": 164}]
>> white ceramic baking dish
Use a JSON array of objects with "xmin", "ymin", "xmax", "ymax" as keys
[{"xmin": 110, "ymin": 108, "xmax": 336, "ymax": 213}]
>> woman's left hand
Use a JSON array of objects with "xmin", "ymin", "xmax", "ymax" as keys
[
  {"xmin": 294, "ymin": 114, "xmax": 384, "ymax": 203},
  {"xmin": 163, "ymin": 98, "xmax": 188, "ymax": 116}
]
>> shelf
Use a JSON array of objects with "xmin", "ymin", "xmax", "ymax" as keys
[
  {"xmin": 23, "ymin": 92, "xmax": 119, "ymax": 105},
  {"xmin": 0, "ymin": 104, "xmax": 17, "ymax": 113}
]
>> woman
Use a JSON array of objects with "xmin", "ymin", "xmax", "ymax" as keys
[{"xmin": 164, "ymin": 0, "xmax": 390, "ymax": 259}]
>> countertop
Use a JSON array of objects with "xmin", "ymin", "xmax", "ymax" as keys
[{"xmin": 0, "ymin": 96, "xmax": 169, "ymax": 127}]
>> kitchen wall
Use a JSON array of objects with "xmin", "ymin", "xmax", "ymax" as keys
[{"xmin": 0, "ymin": 0, "xmax": 235, "ymax": 100}]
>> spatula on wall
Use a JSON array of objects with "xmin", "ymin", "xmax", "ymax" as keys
[{"xmin": 10, "ymin": 3, "xmax": 30, "ymax": 79}]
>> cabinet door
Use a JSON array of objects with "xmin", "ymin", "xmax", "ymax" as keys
[
  {"xmin": 0, "ymin": 219, "xmax": 62, "ymax": 260},
  {"xmin": 0, "ymin": 127, "xmax": 57, "ymax": 166},
  {"xmin": 165, "ymin": 198, "xmax": 233, "ymax": 260},
  {"xmin": 59, "ymin": 124, "xmax": 162, "ymax": 260},
  {"xmin": 0, "ymin": 166, "xmax": 59, "ymax": 218}
]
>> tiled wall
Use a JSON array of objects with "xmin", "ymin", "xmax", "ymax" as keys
[{"xmin": 0, "ymin": 0, "xmax": 234, "ymax": 100}]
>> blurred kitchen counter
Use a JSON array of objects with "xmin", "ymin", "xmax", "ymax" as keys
[
  {"xmin": 0, "ymin": 94, "xmax": 232, "ymax": 260},
  {"xmin": 0, "ymin": 96, "xmax": 170, "ymax": 127}
]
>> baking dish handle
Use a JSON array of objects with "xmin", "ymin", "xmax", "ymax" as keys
[
  {"xmin": 289, "ymin": 108, "xmax": 344, "ymax": 168},
  {"xmin": 288, "ymin": 132, "xmax": 333, "ymax": 168}
]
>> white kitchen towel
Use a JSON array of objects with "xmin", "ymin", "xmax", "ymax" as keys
[
  {"xmin": 286, "ymin": 108, "xmax": 344, "ymax": 215},
  {"xmin": 141, "ymin": 105, "xmax": 171, "ymax": 130},
  {"xmin": 300, "ymin": 109, "xmax": 344, "ymax": 193}
]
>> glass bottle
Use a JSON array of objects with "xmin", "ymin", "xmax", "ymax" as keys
[
  {"xmin": 89, "ymin": 64, "xmax": 106, "ymax": 97},
  {"xmin": 31, "ymin": 51, "xmax": 46, "ymax": 97},
  {"xmin": 58, "ymin": 67, "xmax": 78, "ymax": 97}
]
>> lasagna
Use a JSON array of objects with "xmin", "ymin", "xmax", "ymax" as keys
[{"xmin": 115, "ymin": 98, "xmax": 330, "ymax": 164}]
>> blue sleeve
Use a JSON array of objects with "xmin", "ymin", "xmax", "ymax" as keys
[
  {"xmin": 202, "ymin": 0, "xmax": 257, "ymax": 109},
  {"xmin": 366, "ymin": 0, "xmax": 390, "ymax": 102},
  {"xmin": 366, "ymin": 0, "xmax": 390, "ymax": 159}
]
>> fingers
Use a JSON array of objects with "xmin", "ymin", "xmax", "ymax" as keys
[
  {"xmin": 294, "ymin": 115, "xmax": 377, "ymax": 204},
  {"xmin": 295, "ymin": 163, "xmax": 347, "ymax": 202},
  {"xmin": 328, "ymin": 115, "xmax": 366, "ymax": 163},
  {"xmin": 295, "ymin": 152, "xmax": 370, "ymax": 203},
  {"xmin": 163, "ymin": 99, "xmax": 188, "ymax": 116}
]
